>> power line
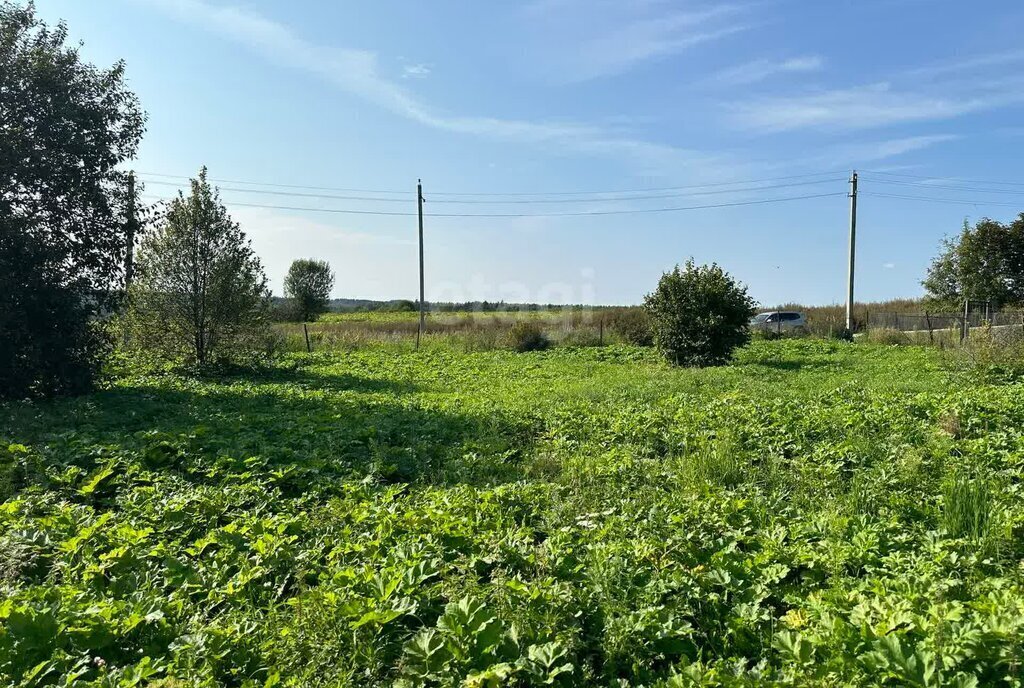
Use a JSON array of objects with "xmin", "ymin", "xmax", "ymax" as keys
[
  {"xmin": 862, "ymin": 169, "xmax": 1024, "ymax": 188},
  {"xmin": 137, "ymin": 168, "xmax": 847, "ymax": 199},
  {"xmin": 424, "ymin": 170, "xmax": 848, "ymax": 197},
  {"xmin": 866, "ymin": 178, "xmax": 1024, "ymax": 196},
  {"xmin": 140, "ymin": 191, "xmax": 846, "ymax": 218},
  {"xmin": 140, "ymin": 176, "xmax": 846, "ymax": 205},
  {"xmin": 861, "ymin": 191, "xmax": 1023, "ymax": 207},
  {"xmin": 137, "ymin": 172, "xmax": 409, "ymax": 196}
]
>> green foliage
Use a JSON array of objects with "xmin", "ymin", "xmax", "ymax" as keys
[
  {"xmin": 924, "ymin": 215, "xmax": 1024, "ymax": 307},
  {"xmin": 866, "ymin": 327, "xmax": 911, "ymax": 345},
  {"xmin": 604, "ymin": 307, "xmax": 654, "ymax": 346},
  {"xmin": 0, "ymin": 1, "xmax": 145, "ymax": 398},
  {"xmin": 2, "ymin": 340, "xmax": 1024, "ymax": 685},
  {"xmin": 504, "ymin": 321, "xmax": 551, "ymax": 352},
  {"xmin": 945, "ymin": 325, "xmax": 1024, "ymax": 382},
  {"xmin": 644, "ymin": 260, "xmax": 756, "ymax": 366},
  {"xmin": 126, "ymin": 168, "xmax": 271, "ymax": 366},
  {"xmin": 283, "ymin": 259, "xmax": 334, "ymax": 322},
  {"xmin": 942, "ymin": 472, "xmax": 994, "ymax": 541}
]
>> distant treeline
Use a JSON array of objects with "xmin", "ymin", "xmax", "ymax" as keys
[
  {"xmin": 274, "ymin": 295, "xmax": 940, "ymax": 321},
  {"xmin": 273, "ymin": 297, "xmax": 612, "ymax": 314}
]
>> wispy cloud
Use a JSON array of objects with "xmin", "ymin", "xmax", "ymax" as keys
[
  {"xmin": 710, "ymin": 55, "xmax": 823, "ymax": 86},
  {"xmin": 904, "ymin": 50, "xmax": 1024, "ymax": 80},
  {"xmin": 822, "ymin": 134, "xmax": 959, "ymax": 164},
  {"xmin": 760, "ymin": 135, "xmax": 957, "ymax": 175},
  {"xmin": 524, "ymin": 2, "xmax": 751, "ymax": 82},
  {"xmin": 726, "ymin": 47, "xmax": 1024, "ymax": 132},
  {"xmin": 401, "ymin": 63, "xmax": 431, "ymax": 79},
  {"xmin": 727, "ymin": 82, "xmax": 1024, "ymax": 132},
  {"xmin": 136, "ymin": 0, "xmax": 727, "ymax": 173}
]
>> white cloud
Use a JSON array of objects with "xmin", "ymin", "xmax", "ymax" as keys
[
  {"xmin": 135, "ymin": 0, "xmax": 732, "ymax": 173},
  {"xmin": 727, "ymin": 82, "xmax": 1024, "ymax": 132},
  {"xmin": 710, "ymin": 55, "xmax": 823, "ymax": 86},
  {"xmin": 524, "ymin": 2, "xmax": 750, "ymax": 82},
  {"xmin": 402, "ymin": 63, "xmax": 431, "ymax": 79},
  {"xmin": 725, "ymin": 47, "xmax": 1024, "ymax": 133},
  {"xmin": 883, "ymin": 262, "xmax": 896, "ymax": 269}
]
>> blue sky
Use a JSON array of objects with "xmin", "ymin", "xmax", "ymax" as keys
[{"xmin": 36, "ymin": 0, "xmax": 1024, "ymax": 305}]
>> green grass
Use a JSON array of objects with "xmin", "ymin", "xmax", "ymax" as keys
[{"xmin": 2, "ymin": 340, "xmax": 1024, "ymax": 686}]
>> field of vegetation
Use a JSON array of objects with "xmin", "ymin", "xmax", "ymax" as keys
[
  {"xmin": 276, "ymin": 309, "xmax": 628, "ymax": 352},
  {"xmin": 4, "ymin": 339, "xmax": 1024, "ymax": 686}
]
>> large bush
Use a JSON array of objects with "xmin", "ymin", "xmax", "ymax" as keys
[
  {"xmin": 126, "ymin": 169, "xmax": 270, "ymax": 366},
  {"xmin": 0, "ymin": 2, "xmax": 145, "ymax": 398},
  {"xmin": 644, "ymin": 260, "xmax": 755, "ymax": 366}
]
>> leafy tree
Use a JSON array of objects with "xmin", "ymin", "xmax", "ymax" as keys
[
  {"xmin": 284, "ymin": 259, "xmax": 335, "ymax": 322},
  {"xmin": 923, "ymin": 215, "xmax": 1024, "ymax": 307},
  {"xmin": 0, "ymin": 2, "xmax": 145, "ymax": 398},
  {"xmin": 644, "ymin": 260, "xmax": 755, "ymax": 366},
  {"xmin": 127, "ymin": 168, "xmax": 270, "ymax": 366}
]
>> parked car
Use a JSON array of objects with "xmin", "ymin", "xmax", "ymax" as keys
[{"xmin": 749, "ymin": 311, "xmax": 807, "ymax": 333}]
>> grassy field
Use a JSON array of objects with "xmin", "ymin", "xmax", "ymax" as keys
[
  {"xmin": 277, "ymin": 309, "xmax": 615, "ymax": 352},
  {"xmin": 3, "ymin": 340, "xmax": 1024, "ymax": 686}
]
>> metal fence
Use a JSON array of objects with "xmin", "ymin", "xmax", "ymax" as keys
[{"xmin": 868, "ymin": 308, "xmax": 1024, "ymax": 336}]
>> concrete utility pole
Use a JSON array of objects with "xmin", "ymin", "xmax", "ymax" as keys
[
  {"xmin": 416, "ymin": 179, "xmax": 425, "ymax": 348},
  {"xmin": 845, "ymin": 171, "xmax": 858, "ymax": 332},
  {"xmin": 125, "ymin": 171, "xmax": 137, "ymax": 289}
]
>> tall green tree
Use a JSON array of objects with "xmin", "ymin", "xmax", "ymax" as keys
[
  {"xmin": 128, "ymin": 169, "xmax": 270, "ymax": 366},
  {"xmin": 644, "ymin": 260, "xmax": 755, "ymax": 366},
  {"xmin": 284, "ymin": 259, "xmax": 335, "ymax": 322},
  {"xmin": 923, "ymin": 215, "xmax": 1024, "ymax": 307},
  {"xmin": 0, "ymin": 1, "xmax": 145, "ymax": 398}
]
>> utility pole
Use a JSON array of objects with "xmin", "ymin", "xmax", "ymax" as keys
[
  {"xmin": 845, "ymin": 171, "xmax": 858, "ymax": 332},
  {"xmin": 416, "ymin": 179, "xmax": 425, "ymax": 348},
  {"xmin": 125, "ymin": 171, "xmax": 137, "ymax": 290}
]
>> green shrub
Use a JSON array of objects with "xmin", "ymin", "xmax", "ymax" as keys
[
  {"xmin": 604, "ymin": 307, "xmax": 653, "ymax": 346},
  {"xmin": 946, "ymin": 325, "xmax": 1024, "ymax": 382},
  {"xmin": 865, "ymin": 327, "xmax": 910, "ymax": 345},
  {"xmin": 559, "ymin": 328, "xmax": 602, "ymax": 348},
  {"xmin": 461, "ymin": 327, "xmax": 502, "ymax": 352},
  {"xmin": 643, "ymin": 260, "xmax": 755, "ymax": 366},
  {"xmin": 504, "ymin": 321, "xmax": 551, "ymax": 352}
]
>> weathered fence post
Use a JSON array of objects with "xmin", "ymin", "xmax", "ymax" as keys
[{"xmin": 961, "ymin": 299, "xmax": 969, "ymax": 343}]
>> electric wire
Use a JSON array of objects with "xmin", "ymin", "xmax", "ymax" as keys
[
  {"xmin": 866, "ymin": 178, "xmax": 1024, "ymax": 195},
  {"xmin": 140, "ymin": 177, "xmax": 847, "ymax": 204},
  {"xmin": 136, "ymin": 169, "xmax": 848, "ymax": 199},
  {"xmin": 140, "ymin": 191, "xmax": 847, "ymax": 218},
  {"xmin": 861, "ymin": 169, "xmax": 1024, "ymax": 188},
  {"xmin": 861, "ymin": 191, "xmax": 1023, "ymax": 207}
]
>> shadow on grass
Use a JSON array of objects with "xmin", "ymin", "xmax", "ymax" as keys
[
  {"xmin": 744, "ymin": 358, "xmax": 838, "ymax": 372},
  {"xmin": 221, "ymin": 365, "xmax": 422, "ymax": 395},
  {"xmin": 3, "ymin": 369, "xmax": 541, "ymax": 491}
]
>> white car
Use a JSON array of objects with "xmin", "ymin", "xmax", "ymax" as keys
[{"xmin": 749, "ymin": 311, "xmax": 807, "ymax": 333}]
